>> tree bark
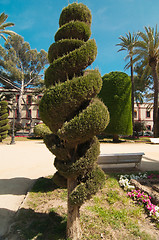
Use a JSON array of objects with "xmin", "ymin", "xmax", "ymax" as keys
[
  {"xmin": 151, "ymin": 63, "xmax": 159, "ymax": 137},
  {"xmin": 113, "ymin": 134, "xmax": 119, "ymax": 142},
  {"xmin": 67, "ymin": 178, "xmax": 81, "ymax": 240},
  {"xmin": 17, "ymin": 79, "xmax": 24, "ymax": 123}
]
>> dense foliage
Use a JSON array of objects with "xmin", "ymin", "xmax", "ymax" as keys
[
  {"xmin": 99, "ymin": 71, "xmax": 132, "ymax": 136},
  {"xmin": 0, "ymin": 100, "xmax": 9, "ymax": 141},
  {"xmin": 34, "ymin": 123, "xmax": 51, "ymax": 138},
  {"xmin": 40, "ymin": 1, "xmax": 109, "ymax": 205},
  {"xmin": 39, "ymin": 3, "xmax": 109, "ymax": 237}
]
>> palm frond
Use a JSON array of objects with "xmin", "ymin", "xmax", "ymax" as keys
[
  {"xmin": 138, "ymin": 31, "xmax": 148, "ymax": 43},
  {"xmin": 0, "ymin": 30, "xmax": 17, "ymax": 35},
  {"xmin": 0, "ymin": 22, "xmax": 14, "ymax": 29},
  {"xmin": 0, "ymin": 34, "xmax": 7, "ymax": 41},
  {"xmin": 0, "ymin": 13, "xmax": 8, "ymax": 25}
]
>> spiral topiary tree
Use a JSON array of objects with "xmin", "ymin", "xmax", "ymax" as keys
[
  {"xmin": 39, "ymin": 3, "xmax": 109, "ymax": 239},
  {"xmin": 0, "ymin": 101, "xmax": 9, "ymax": 142}
]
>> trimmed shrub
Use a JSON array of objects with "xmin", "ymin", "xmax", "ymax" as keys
[
  {"xmin": 44, "ymin": 39, "xmax": 97, "ymax": 88},
  {"xmin": 59, "ymin": 3, "xmax": 92, "ymax": 27},
  {"xmin": 48, "ymin": 39, "xmax": 84, "ymax": 63},
  {"xmin": 0, "ymin": 101, "xmax": 9, "ymax": 141},
  {"xmin": 34, "ymin": 123, "xmax": 52, "ymax": 138},
  {"xmin": 99, "ymin": 71, "xmax": 132, "ymax": 136},
  {"xmin": 55, "ymin": 21, "xmax": 91, "ymax": 42},
  {"xmin": 39, "ymin": 3, "xmax": 109, "ymax": 238}
]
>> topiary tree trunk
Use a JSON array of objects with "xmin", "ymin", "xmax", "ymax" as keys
[
  {"xmin": 0, "ymin": 101, "xmax": 9, "ymax": 142},
  {"xmin": 39, "ymin": 3, "xmax": 109, "ymax": 239}
]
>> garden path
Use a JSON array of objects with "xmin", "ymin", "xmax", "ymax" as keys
[{"xmin": 0, "ymin": 140, "xmax": 159, "ymax": 238}]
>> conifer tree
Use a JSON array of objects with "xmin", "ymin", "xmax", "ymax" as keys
[{"xmin": 39, "ymin": 3, "xmax": 109, "ymax": 239}]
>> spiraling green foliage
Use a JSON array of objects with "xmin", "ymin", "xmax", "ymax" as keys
[
  {"xmin": 0, "ymin": 101, "xmax": 9, "ymax": 141},
  {"xmin": 39, "ymin": 2, "xmax": 109, "ymax": 206},
  {"xmin": 40, "ymin": 70, "xmax": 103, "ymax": 133},
  {"xmin": 99, "ymin": 71, "xmax": 132, "ymax": 136},
  {"xmin": 55, "ymin": 21, "xmax": 91, "ymax": 42},
  {"xmin": 44, "ymin": 39, "xmax": 97, "ymax": 88},
  {"xmin": 48, "ymin": 39, "xmax": 84, "ymax": 63},
  {"xmin": 59, "ymin": 3, "xmax": 92, "ymax": 27}
]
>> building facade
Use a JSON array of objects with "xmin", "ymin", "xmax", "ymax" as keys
[
  {"xmin": 0, "ymin": 87, "xmax": 154, "ymax": 132},
  {"xmin": 134, "ymin": 102, "xmax": 153, "ymax": 131},
  {"xmin": 0, "ymin": 87, "xmax": 42, "ymax": 129}
]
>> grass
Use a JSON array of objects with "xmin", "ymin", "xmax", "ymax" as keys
[{"xmin": 9, "ymin": 173, "xmax": 159, "ymax": 240}]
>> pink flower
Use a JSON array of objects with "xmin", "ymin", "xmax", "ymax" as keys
[{"xmin": 137, "ymin": 193, "xmax": 141, "ymax": 198}]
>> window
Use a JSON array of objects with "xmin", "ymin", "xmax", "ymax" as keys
[
  {"xmin": 26, "ymin": 109, "xmax": 31, "ymax": 119},
  {"xmin": 146, "ymin": 110, "xmax": 150, "ymax": 118},
  {"xmin": 134, "ymin": 111, "xmax": 137, "ymax": 118},
  {"xmin": 27, "ymin": 95, "xmax": 32, "ymax": 105},
  {"xmin": 147, "ymin": 125, "xmax": 151, "ymax": 131}
]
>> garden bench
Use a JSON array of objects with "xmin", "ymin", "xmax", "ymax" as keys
[
  {"xmin": 98, "ymin": 152, "xmax": 145, "ymax": 168},
  {"xmin": 150, "ymin": 138, "xmax": 159, "ymax": 144}
]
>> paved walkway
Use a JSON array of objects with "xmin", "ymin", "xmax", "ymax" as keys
[
  {"xmin": 100, "ymin": 141, "xmax": 159, "ymax": 171},
  {"xmin": 0, "ymin": 140, "xmax": 159, "ymax": 238},
  {"xmin": 0, "ymin": 140, "xmax": 56, "ymax": 238}
]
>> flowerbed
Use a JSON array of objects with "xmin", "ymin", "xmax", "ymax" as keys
[{"xmin": 119, "ymin": 173, "xmax": 159, "ymax": 223}]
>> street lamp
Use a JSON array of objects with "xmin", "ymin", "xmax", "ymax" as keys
[{"xmin": 10, "ymin": 97, "xmax": 16, "ymax": 145}]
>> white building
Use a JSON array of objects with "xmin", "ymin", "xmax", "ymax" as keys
[
  {"xmin": 0, "ymin": 87, "xmax": 155, "ymax": 132},
  {"xmin": 0, "ymin": 87, "xmax": 42, "ymax": 129},
  {"xmin": 134, "ymin": 103, "xmax": 153, "ymax": 131}
]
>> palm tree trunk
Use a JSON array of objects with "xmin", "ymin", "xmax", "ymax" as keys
[
  {"xmin": 130, "ymin": 58, "xmax": 135, "ymax": 136},
  {"xmin": 151, "ymin": 64, "xmax": 159, "ymax": 137}
]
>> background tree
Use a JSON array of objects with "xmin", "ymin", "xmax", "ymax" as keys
[
  {"xmin": 0, "ymin": 12, "xmax": 17, "ymax": 41},
  {"xmin": 134, "ymin": 63, "xmax": 153, "ymax": 103},
  {"xmin": 99, "ymin": 71, "xmax": 132, "ymax": 141},
  {"xmin": 133, "ymin": 26, "xmax": 159, "ymax": 137},
  {"xmin": 134, "ymin": 121, "xmax": 146, "ymax": 138},
  {"xmin": 39, "ymin": 3, "xmax": 109, "ymax": 239},
  {"xmin": 0, "ymin": 100, "xmax": 9, "ymax": 142},
  {"xmin": 116, "ymin": 32, "xmax": 138, "ymax": 134},
  {"xmin": 0, "ymin": 34, "xmax": 48, "ymax": 129}
]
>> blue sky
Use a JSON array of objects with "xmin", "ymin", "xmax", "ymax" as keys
[{"xmin": 1, "ymin": 0, "xmax": 159, "ymax": 77}]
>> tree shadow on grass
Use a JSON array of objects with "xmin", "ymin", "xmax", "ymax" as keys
[
  {"xmin": 30, "ymin": 176, "xmax": 59, "ymax": 193},
  {"xmin": 6, "ymin": 207, "xmax": 67, "ymax": 240}
]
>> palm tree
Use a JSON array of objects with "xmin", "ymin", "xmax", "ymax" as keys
[
  {"xmin": 0, "ymin": 12, "xmax": 16, "ymax": 41},
  {"xmin": 116, "ymin": 32, "xmax": 138, "ymax": 135},
  {"xmin": 133, "ymin": 26, "xmax": 159, "ymax": 137}
]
